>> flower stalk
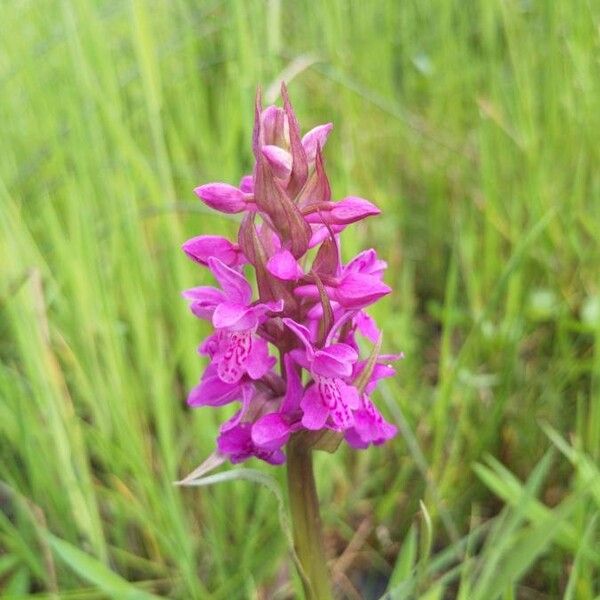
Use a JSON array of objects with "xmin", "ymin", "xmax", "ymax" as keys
[{"xmin": 286, "ymin": 439, "xmax": 333, "ymax": 600}]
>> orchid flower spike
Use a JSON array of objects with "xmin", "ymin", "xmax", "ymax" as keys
[{"xmin": 181, "ymin": 84, "xmax": 400, "ymax": 465}]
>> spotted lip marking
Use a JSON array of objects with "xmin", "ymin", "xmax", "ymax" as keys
[{"xmin": 218, "ymin": 330, "xmax": 253, "ymax": 383}]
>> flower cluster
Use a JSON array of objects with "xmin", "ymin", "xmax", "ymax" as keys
[{"xmin": 182, "ymin": 85, "xmax": 399, "ymax": 465}]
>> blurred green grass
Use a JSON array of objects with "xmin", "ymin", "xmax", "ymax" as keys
[{"xmin": 1, "ymin": 0, "xmax": 599, "ymax": 598}]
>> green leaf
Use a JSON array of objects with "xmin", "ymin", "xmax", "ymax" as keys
[
  {"xmin": 47, "ymin": 534, "xmax": 161, "ymax": 600},
  {"xmin": 388, "ymin": 524, "xmax": 417, "ymax": 589},
  {"xmin": 563, "ymin": 514, "xmax": 598, "ymax": 600},
  {"xmin": 3, "ymin": 566, "xmax": 30, "ymax": 597}
]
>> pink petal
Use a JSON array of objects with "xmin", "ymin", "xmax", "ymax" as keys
[
  {"xmin": 251, "ymin": 413, "xmax": 292, "ymax": 450},
  {"xmin": 289, "ymin": 348, "xmax": 311, "ymax": 371},
  {"xmin": 300, "ymin": 385, "xmax": 329, "ymax": 430},
  {"xmin": 282, "ymin": 318, "xmax": 315, "ymax": 358},
  {"xmin": 334, "ymin": 273, "xmax": 391, "ymax": 308},
  {"xmin": 308, "ymin": 225, "xmax": 333, "ymax": 248},
  {"xmin": 187, "ymin": 366, "xmax": 242, "ymax": 407},
  {"xmin": 350, "ymin": 396, "xmax": 397, "ymax": 446},
  {"xmin": 245, "ymin": 300, "xmax": 285, "ymax": 327},
  {"xmin": 198, "ymin": 332, "xmax": 219, "ymax": 357},
  {"xmin": 343, "ymin": 383, "xmax": 360, "ymax": 409},
  {"xmin": 188, "ymin": 303, "xmax": 213, "ymax": 321},
  {"xmin": 374, "ymin": 421, "xmax": 398, "ymax": 445},
  {"xmin": 325, "ymin": 382, "xmax": 358, "ymax": 430},
  {"xmin": 307, "ymin": 300, "xmax": 342, "ymax": 322},
  {"xmin": 218, "ymin": 420, "xmax": 287, "ymax": 465},
  {"xmin": 344, "ymin": 428, "xmax": 369, "ymax": 449},
  {"xmin": 217, "ymin": 422, "xmax": 251, "ymax": 455},
  {"xmin": 364, "ymin": 363, "xmax": 396, "ymax": 394},
  {"xmin": 182, "ymin": 286, "xmax": 225, "ymax": 304},
  {"xmin": 355, "ymin": 311, "xmax": 380, "ymax": 342},
  {"xmin": 182, "ymin": 286, "xmax": 225, "ymax": 320},
  {"xmin": 345, "ymin": 249, "xmax": 387, "ymax": 277},
  {"xmin": 207, "ymin": 257, "xmax": 252, "ymax": 305},
  {"xmin": 312, "ymin": 344, "xmax": 358, "ymax": 378},
  {"xmin": 261, "ymin": 299, "xmax": 285, "ymax": 313},
  {"xmin": 293, "ymin": 284, "xmax": 320, "ymax": 300},
  {"xmin": 281, "ymin": 354, "xmax": 303, "ymax": 412},
  {"xmin": 266, "ymin": 249, "xmax": 303, "ymax": 281},
  {"xmin": 262, "ymin": 449, "xmax": 287, "ymax": 465},
  {"xmin": 325, "ymin": 310, "xmax": 357, "ymax": 345},
  {"xmin": 245, "ymin": 337, "xmax": 276, "ymax": 379},
  {"xmin": 323, "ymin": 343, "xmax": 359, "ymax": 363},
  {"xmin": 212, "ymin": 302, "xmax": 256, "ymax": 330},
  {"xmin": 329, "ymin": 402, "xmax": 354, "ymax": 430}
]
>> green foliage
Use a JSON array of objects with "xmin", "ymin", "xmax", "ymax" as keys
[
  {"xmin": 1, "ymin": 0, "xmax": 598, "ymax": 597},
  {"xmin": 48, "ymin": 534, "xmax": 162, "ymax": 600}
]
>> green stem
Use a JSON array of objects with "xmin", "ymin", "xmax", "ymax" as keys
[{"xmin": 286, "ymin": 439, "xmax": 333, "ymax": 600}]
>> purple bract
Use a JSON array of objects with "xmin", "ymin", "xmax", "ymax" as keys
[{"xmin": 182, "ymin": 84, "xmax": 399, "ymax": 464}]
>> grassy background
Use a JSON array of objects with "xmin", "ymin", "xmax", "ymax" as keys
[{"xmin": 1, "ymin": 0, "xmax": 599, "ymax": 598}]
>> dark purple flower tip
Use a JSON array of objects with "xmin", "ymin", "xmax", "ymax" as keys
[{"xmin": 194, "ymin": 183, "xmax": 249, "ymax": 214}]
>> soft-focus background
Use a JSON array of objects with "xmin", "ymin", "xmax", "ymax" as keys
[{"xmin": 1, "ymin": 1, "xmax": 599, "ymax": 598}]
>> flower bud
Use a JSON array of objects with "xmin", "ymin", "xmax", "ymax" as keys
[
  {"xmin": 260, "ymin": 106, "xmax": 289, "ymax": 148},
  {"xmin": 194, "ymin": 183, "xmax": 248, "ymax": 213},
  {"xmin": 304, "ymin": 197, "xmax": 380, "ymax": 226},
  {"xmin": 182, "ymin": 235, "xmax": 245, "ymax": 267},
  {"xmin": 302, "ymin": 123, "xmax": 333, "ymax": 163},
  {"xmin": 239, "ymin": 175, "xmax": 254, "ymax": 193},
  {"xmin": 261, "ymin": 145, "xmax": 293, "ymax": 180}
]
